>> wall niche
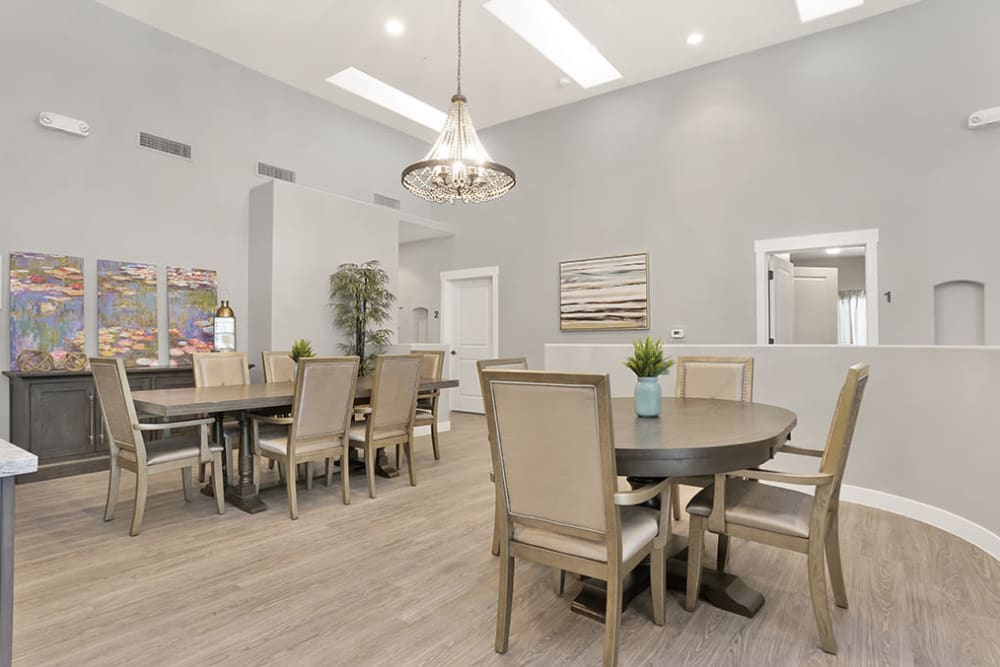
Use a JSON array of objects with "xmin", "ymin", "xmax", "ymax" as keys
[{"xmin": 934, "ymin": 280, "xmax": 985, "ymax": 346}]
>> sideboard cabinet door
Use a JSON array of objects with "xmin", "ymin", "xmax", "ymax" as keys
[{"xmin": 28, "ymin": 380, "xmax": 95, "ymax": 460}]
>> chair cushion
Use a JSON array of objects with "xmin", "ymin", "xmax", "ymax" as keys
[
  {"xmin": 512, "ymin": 506, "xmax": 659, "ymax": 563},
  {"xmin": 686, "ymin": 479, "xmax": 814, "ymax": 539},
  {"xmin": 255, "ymin": 423, "xmax": 343, "ymax": 457},
  {"xmin": 413, "ymin": 409, "xmax": 434, "ymax": 426},
  {"xmin": 145, "ymin": 436, "xmax": 222, "ymax": 466},
  {"xmin": 349, "ymin": 425, "xmax": 405, "ymax": 443}
]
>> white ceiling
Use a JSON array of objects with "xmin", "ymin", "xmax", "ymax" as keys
[{"xmin": 96, "ymin": 0, "xmax": 922, "ymax": 140}]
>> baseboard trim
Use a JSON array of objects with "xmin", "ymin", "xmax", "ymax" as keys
[
  {"xmin": 414, "ymin": 421, "xmax": 451, "ymax": 438},
  {"xmin": 761, "ymin": 480, "xmax": 1000, "ymax": 561},
  {"xmin": 839, "ymin": 485, "xmax": 1000, "ymax": 561}
]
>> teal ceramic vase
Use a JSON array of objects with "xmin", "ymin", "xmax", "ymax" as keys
[{"xmin": 634, "ymin": 377, "xmax": 662, "ymax": 417}]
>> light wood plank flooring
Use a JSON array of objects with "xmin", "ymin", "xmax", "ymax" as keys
[{"xmin": 11, "ymin": 413, "xmax": 1000, "ymax": 666}]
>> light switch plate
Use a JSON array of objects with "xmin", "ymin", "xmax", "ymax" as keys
[{"xmin": 670, "ymin": 327, "xmax": 685, "ymax": 340}]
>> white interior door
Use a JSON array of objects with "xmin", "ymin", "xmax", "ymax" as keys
[
  {"xmin": 768, "ymin": 255, "xmax": 795, "ymax": 344},
  {"xmin": 793, "ymin": 267, "xmax": 839, "ymax": 344},
  {"xmin": 442, "ymin": 269, "xmax": 498, "ymax": 414}
]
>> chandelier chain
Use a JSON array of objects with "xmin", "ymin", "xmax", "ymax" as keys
[{"xmin": 456, "ymin": 0, "xmax": 463, "ymax": 96}]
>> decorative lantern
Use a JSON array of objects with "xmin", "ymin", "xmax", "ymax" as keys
[{"xmin": 213, "ymin": 300, "xmax": 236, "ymax": 352}]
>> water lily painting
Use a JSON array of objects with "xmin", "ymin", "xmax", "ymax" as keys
[
  {"xmin": 97, "ymin": 259, "xmax": 158, "ymax": 367},
  {"xmin": 167, "ymin": 266, "xmax": 217, "ymax": 366},
  {"xmin": 559, "ymin": 253, "xmax": 649, "ymax": 331},
  {"xmin": 9, "ymin": 251, "xmax": 86, "ymax": 370}
]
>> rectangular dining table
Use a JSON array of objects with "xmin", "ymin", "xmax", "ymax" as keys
[{"xmin": 132, "ymin": 376, "xmax": 459, "ymax": 513}]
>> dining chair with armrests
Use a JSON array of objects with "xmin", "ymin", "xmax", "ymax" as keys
[
  {"xmin": 91, "ymin": 357, "xmax": 225, "ymax": 536},
  {"xmin": 483, "ymin": 370, "xmax": 670, "ymax": 667},
  {"xmin": 672, "ymin": 355, "xmax": 754, "ymax": 570},
  {"xmin": 684, "ymin": 363, "xmax": 870, "ymax": 655},
  {"xmin": 476, "ymin": 357, "xmax": 528, "ymax": 558},
  {"xmin": 192, "ymin": 351, "xmax": 250, "ymax": 482},
  {"xmin": 261, "ymin": 350, "xmax": 296, "ymax": 384},
  {"xmin": 348, "ymin": 355, "xmax": 422, "ymax": 499},
  {"xmin": 407, "ymin": 349, "xmax": 446, "ymax": 463},
  {"xmin": 250, "ymin": 357, "xmax": 359, "ymax": 519}
]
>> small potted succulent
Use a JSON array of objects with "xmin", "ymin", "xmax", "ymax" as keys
[
  {"xmin": 625, "ymin": 336, "xmax": 674, "ymax": 417},
  {"xmin": 289, "ymin": 339, "xmax": 315, "ymax": 363}
]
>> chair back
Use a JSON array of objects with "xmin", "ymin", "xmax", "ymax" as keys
[
  {"xmin": 676, "ymin": 356, "xmax": 754, "ymax": 402},
  {"xmin": 414, "ymin": 350, "xmax": 446, "ymax": 401},
  {"xmin": 482, "ymin": 370, "xmax": 619, "ymax": 543},
  {"xmin": 367, "ymin": 355, "xmax": 422, "ymax": 439},
  {"xmin": 192, "ymin": 351, "xmax": 250, "ymax": 387},
  {"xmin": 90, "ymin": 357, "xmax": 144, "ymax": 458},
  {"xmin": 819, "ymin": 363, "xmax": 870, "ymax": 501},
  {"xmin": 262, "ymin": 351, "xmax": 296, "ymax": 384},
  {"xmin": 476, "ymin": 357, "xmax": 528, "ymax": 406},
  {"xmin": 290, "ymin": 357, "xmax": 359, "ymax": 444}
]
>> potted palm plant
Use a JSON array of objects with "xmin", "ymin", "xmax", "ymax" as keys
[
  {"xmin": 329, "ymin": 260, "xmax": 396, "ymax": 375},
  {"xmin": 625, "ymin": 336, "xmax": 674, "ymax": 417}
]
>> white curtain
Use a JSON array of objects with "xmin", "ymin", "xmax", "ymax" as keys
[{"xmin": 838, "ymin": 290, "xmax": 867, "ymax": 345}]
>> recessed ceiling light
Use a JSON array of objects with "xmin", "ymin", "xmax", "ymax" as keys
[
  {"xmin": 686, "ymin": 32, "xmax": 704, "ymax": 46},
  {"xmin": 825, "ymin": 247, "xmax": 843, "ymax": 255},
  {"xmin": 326, "ymin": 67, "xmax": 445, "ymax": 131},
  {"xmin": 796, "ymin": 0, "xmax": 864, "ymax": 23},
  {"xmin": 483, "ymin": 0, "xmax": 622, "ymax": 89},
  {"xmin": 385, "ymin": 19, "xmax": 404, "ymax": 36}
]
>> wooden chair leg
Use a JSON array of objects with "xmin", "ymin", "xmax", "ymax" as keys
[
  {"xmin": 212, "ymin": 453, "xmax": 225, "ymax": 514},
  {"xmin": 325, "ymin": 458, "xmax": 333, "ymax": 488},
  {"xmin": 716, "ymin": 534, "xmax": 730, "ymax": 573},
  {"xmin": 226, "ymin": 441, "xmax": 236, "ymax": 485},
  {"xmin": 807, "ymin": 533, "xmax": 838, "ymax": 654},
  {"xmin": 181, "ymin": 467, "xmax": 193, "ymax": 502},
  {"xmin": 671, "ymin": 484, "xmax": 682, "ymax": 521},
  {"xmin": 198, "ymin": 462, "xmax": 207, "ymax": 484},
  {"xmin": 603, "ymin": 572, "xmax": 623, "ymax": 667},
  {"xmin": 405, "ymin": 440, "xmax": 417, "ymax": 487},
  {"xmin": 304, "ymin": 462, "xmax": 314, "ymax": 491},
  {"xmin": 129, "ymin": 469, "xmax": 148, "ymax": 537},
  {"xmin": 430, "ymin": 420, "xmax": 440, "ymax": 460},
  {"xmin": 277, "ymin": 462, "xmax": 285, "ymax": 483},
  {"xmin": 685, "ymin": 515, "xmax": 706, "ymax": 611},
  {"xmin": 552, "ymin": 569, "xmax": 566, "ymax": 595},
  {"xmin": 651, "ymin": 544, "xmax": 666, "ymax": 626},
  {"xmin": 395, "ymin": 444, "xmax": 401, "ymax": 470},
  {"xmin": 366, "ymin": 447, "xmax": 377, "ymax": 499},
  {"xmin": 340, "ymin": 454, "xmax": 351, "ymax": 505},
  {"xmin": 286, "ymin": 459, "xmax": 299, "ymax": 520},
  {"xmin": 104, "ymin": 460, "xmax": 121, "ymax": 521},
  {"xmin": 494, "ymin": 547, "xmax": 515, "ymax": 654},
  {"xmin": 826, "ymin": 510, "xmax": 848, "ymax": 609},
  {"xmin": 491, "ymin": 485, "xmax": 502, "ymax": 556}
]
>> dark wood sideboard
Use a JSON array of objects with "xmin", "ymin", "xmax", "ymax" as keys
[{"xmin": 3, "ymin": 367, "xmax": 194, "ymax": 482}]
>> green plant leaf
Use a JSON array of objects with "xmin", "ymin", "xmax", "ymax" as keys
[{"xmin": 624, "ymin": 336, "xmax": 674, "ymax": 378}]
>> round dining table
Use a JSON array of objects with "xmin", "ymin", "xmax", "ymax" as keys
[{"xmin": 571, "ymin": 396, "xmax": 798, "ymax": 622}]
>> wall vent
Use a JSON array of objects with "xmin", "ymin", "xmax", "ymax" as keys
[
  {"xmin": 373, "ymin": 193, "xmax": 401, "ymax": 209},
  {"xmin": 138, "ymin": 131, "xmax": 191, "ymax": 160},
  {"xmin": 257, "ymin": 161, "xmax": 296, "ymax": 183}
]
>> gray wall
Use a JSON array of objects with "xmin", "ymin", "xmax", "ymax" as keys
[
  {"xmin": 398, "ymin": 238, "xmax": 454, "ymax": 343},
  {"xmin": 0, "ymin": 0, "xmax": 432, "ymax": 438},
  {"xmin": 423, "ymin": 0, "xmax": 1000, "ymax": 366}
]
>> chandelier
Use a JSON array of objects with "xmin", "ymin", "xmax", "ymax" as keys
[{"xmin": 401, "ymin": 0, "xmax": 515, "ymax": 204}]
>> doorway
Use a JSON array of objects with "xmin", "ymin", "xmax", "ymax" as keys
[
  {"xmin": 440, "ymin": 266, "xmax": 499, "ymax": 413},
  {"xmin": 755, "ymin": 230, "xmax": 879, "ymax": 345}
]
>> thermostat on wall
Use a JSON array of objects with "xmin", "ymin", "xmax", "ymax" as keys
[
  {"xmin": 38, "ymin": 112, "xmax": 90, "ymax": 137},
  {"xmin": 670, "ymin": 328, "xmax": 686, "ymax": 340}
]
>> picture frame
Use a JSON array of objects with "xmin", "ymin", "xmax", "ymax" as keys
[{"xmin": 559, "ymin": 252, "xmax": 650, "ymax": 331}]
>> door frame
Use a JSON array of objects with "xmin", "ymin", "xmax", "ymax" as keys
[
  {"xmin": 440, "ymin": 266, "xmax": 500, "ymax": 411},
  {"xmin": 754, "ymin": 229, "xmax": 879, "ymax": 345}
]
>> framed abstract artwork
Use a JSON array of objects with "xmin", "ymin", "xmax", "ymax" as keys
[
  {"xmin": 559, "ymin": 253, "xmax": 649, "ymax": 331},
  {"xmin": 9, "ymin": 251, "xmax": 86, "ymax": 370},
  {"xmin": 167, "ymin": 266, "xmax": 217, "ymax": 366},
  {"xmin": 97, "ymin": 260, "xmax": 158, "ymax": 366}
]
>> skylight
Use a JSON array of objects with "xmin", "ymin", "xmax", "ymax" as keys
[
  {"xmin": 483, "ymin": 0, "xmax": 622, "ymax": 89},
  {"xmin": 326, "ymin": 67, "xmax": 446, "ymax": 131},
  {"xmin": 796, "ymin": 0, "xmax": 864, "ymax": 23}
]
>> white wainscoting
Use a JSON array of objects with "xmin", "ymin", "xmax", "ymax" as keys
[{"xmin": 545, "ymin": 343, "xmax": 1000, "ymax": 560}]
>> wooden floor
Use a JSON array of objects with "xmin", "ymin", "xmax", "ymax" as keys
[{"xmin": 11, "ymin": 413, "xmax": 1000, "ymax": 666}]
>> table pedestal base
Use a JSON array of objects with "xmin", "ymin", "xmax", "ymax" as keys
[{"xmin": 571, "ymin": 538, "xmax": 764, "ymax": 622}]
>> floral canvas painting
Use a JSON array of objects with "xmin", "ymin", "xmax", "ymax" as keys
[
  {"xmin": 559, "ymin": 253, "xmax": 649, "ymax": 331},
  {"xmin": 167, "ymin": 266, "xmax": 217, "ymax": 366},
  {"xmin": 97, "ymin": 260, "xmax": 158, "ymax": 366},
  {"xmin": 9, "ymin": 251, "xmax": 86, "ymax": 370}
]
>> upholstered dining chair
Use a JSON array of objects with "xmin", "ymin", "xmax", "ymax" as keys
[
  {"xmin": 348, "ymin": 355, "xmax": 422, "ymax": 499},
  {"xmin": 91, "ymin": 357, "xmax": 224, "ymax": 536},
  {"xmin": 482, "ymin": 370, "xmax": 670, "ymax": 667},
  {"xmin": 192, "ymin": 351, "xmax": 250, "ymax": 482},
  {"xmin": 249, "ymin": 357, "xmax": 359, "ymax": 518},
  {"xmin": 476, "ymin": 357, "xmax": 529, "ymax": 558},
  {"xmin": 672, "ymin": 355, "xmax": 754, "ymax": 570},
  {"xmin": 684, "ymin": 363, "xmax": 870, "ymax": 655},
  {"xmin": 409, "ymin": 350, "xmax": 446, "ymax": 462},
  {"xmin": 261, "ymin": 350, "xmax": 296, "ymax": 384}
]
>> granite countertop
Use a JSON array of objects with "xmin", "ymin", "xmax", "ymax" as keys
[{"xmin": 0, "ymin": 439, "xmax": 38, "ymax": 477}]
